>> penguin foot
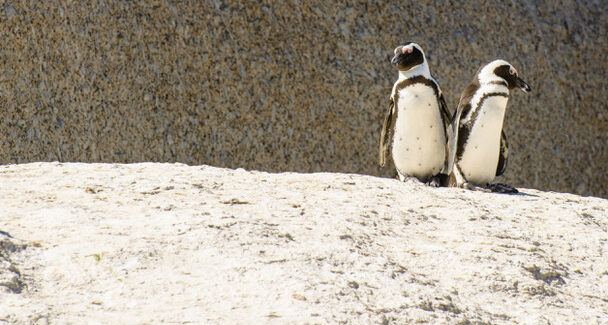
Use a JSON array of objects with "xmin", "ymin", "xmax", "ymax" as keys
[
  {"xmin": 396, "ymin": 173, "xmax": 423, "ymax": 184},
  {"xmin": 425, "ymin": 174, "xmax": 448, "ymax": 187},
  {"xmin": 405, "ymin": 177, "xmax": 424, "ymax": 184},
  {"xmin": 487, "ymin": 183, "xmax": 519, "ymax": 194},
  {"xmin": 463, "ymin": 182, "xmax": 491, "ymax": 193},
  {"xmin": 426, "ymin": 177, "xmax": 440, "ymax": 187}
]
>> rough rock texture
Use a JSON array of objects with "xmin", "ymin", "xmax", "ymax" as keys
[
  {"xmin": 0, "ymin": 2, "xmax": 606, "ymax": 198},
  {"xmin": 1, "ymin": 162, "xmax": 607, "ymax": 324},
  {"xmin": 0, "ymin": 233, "xmax": 26, "ymax": 294}
]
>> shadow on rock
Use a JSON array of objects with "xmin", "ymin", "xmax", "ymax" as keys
[{"xmin": 0, "ymin": 231, "xmax": 27, "ymax": 294}]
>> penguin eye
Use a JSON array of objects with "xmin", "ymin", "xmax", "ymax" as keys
[{"xmin": 509, "ymin": 67, "xmax": 517, "ymax": 76}]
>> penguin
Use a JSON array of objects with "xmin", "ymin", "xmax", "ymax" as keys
[
  {"xmin": 447, "ymin": 59, "xmax": 531, "ymax": 193},
  {"xmin": 379, "ymin": 42, "xmax": 452, "ymax": 186}
]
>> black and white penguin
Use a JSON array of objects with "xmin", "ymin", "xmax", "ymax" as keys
[
  {"xmin": 379, "ymin": 42, "xmax": 452, "ymax": 186},
  {"xmin": 447, "ymin": 59, "xmax": 531, "ymax": 193}
]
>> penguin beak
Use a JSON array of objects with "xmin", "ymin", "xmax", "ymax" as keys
[
  {"xmin": 390, "ymin": 53, "xmax": 401, "ymax": 66},
  {"xmin": 515, "ymin": 77, "xmax": 531, "ymax": 93},
  {"xmin": 390, "ymin": 45, "xmax": 406, "ymax": 66}
]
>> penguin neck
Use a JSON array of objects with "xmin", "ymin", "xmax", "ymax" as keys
[
  {"xmin": 479, "ymin": 81, "xmax": 510, "ymax": 95},
  {"xmin": 480, "ymin": 78, "xmax": 508, "ymax": 88},
  {"xmin": 398, "ymin": 62, "xmax": 431, "ymax": 80}
]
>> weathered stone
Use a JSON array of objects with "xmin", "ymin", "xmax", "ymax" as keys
[
  {"xmin": 0, "ymin": 2, "xmax": 605, "ymax": 198},
  {"xmin": 1, "ymin": 163, "xmax": 607, "ymax": 323}
]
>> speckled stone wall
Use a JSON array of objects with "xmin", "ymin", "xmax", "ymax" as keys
[{"xmin": 0, "ymin": 1, "xmax": 606, "ymax": 197}]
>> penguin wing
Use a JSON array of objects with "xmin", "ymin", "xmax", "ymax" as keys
[
  {"xmin": 439, "ymin": 94, "xmax": 451, "ymax": 128},
  {"xmin": 379, "ymin": 98, "xmax": 395, "ymax": 167},
  {"xmin": 454, "ymin": 83, "xmax": 477, "ymax": 123},
  {"xmin": 447, "ymin": 82, "xmax": 477, "ymax": 175},
  {"xmin": 496, "ymin": 130, "xmax": 509, "ymax": 176},
  {"xmin": 446, "ymin": 99, "xmax": 470, "ymax": 176},
  {"xmin": 429, "ymin": 76, "xmax": 452, "ymax": 129},
  {"xmin": 439, "ymin": 94, "xmax": 453, "ymax": 174}
]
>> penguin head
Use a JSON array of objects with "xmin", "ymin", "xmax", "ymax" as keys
[
  {"xmin": 479, "ymin": 59, "xmax": 532, "ymax": 93},
  {"xmin": 390, "ymin": 42, "xmax": 426, "ymax": 72}
]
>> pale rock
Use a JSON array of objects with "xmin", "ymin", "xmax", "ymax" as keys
[{"xmin": 0, "ymin": 163, "xmax": 607, "ymax": 324}]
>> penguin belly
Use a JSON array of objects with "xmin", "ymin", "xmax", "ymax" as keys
[
  {"xmin": 391, "ymin": 84, "xmax": 446, "ymax": 180},
  {"xmin": 458, "ymin": 96, "xmax": 508, "ymax": 185}
]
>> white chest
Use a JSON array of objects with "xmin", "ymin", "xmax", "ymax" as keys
[
  {"xmin": 458, "ymin": 95, "xmax": 508, "ymax": 185},
  {"xmin": 391, "ymin": 84, "xmax": 446, "ymax": 180}
]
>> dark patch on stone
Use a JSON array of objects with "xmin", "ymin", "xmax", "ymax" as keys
[
  {"xmin": 523, "ymin": 265, "xmax": 567, "ymax": 285},
  {"xmin": 1, "ymin": 234, "xmax": 27, "ymax": 294},
  {"xmin": 221, "ymin": 198, "xmax": 250, "ymax": 205}
]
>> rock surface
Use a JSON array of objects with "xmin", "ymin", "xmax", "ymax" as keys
[
  {"xmin": 0, "ymin": 2, "xmax": 606, "ymax": 198},
  {"xmin": 1, "ymin": 162, "xmax": 607, "ymax": 324}
]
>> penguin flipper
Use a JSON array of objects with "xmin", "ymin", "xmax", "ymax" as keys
[
  {"xmin": 496, "ymin": 130, "xmax": 509, "ymax": 176},
  {"xmin": 447, "ymin": 80, "xmax": 477, "ymax": 179},
  {"xmin": 438, "ymin": 94, "xmax": 451, "ymax": 128},
  {"xmin": 439, "ymin": 94, "xmax": 455, "ymax": 175},
  {"xmin": 445, "ymin": 103, "xmax": 467, "ymax": 177},
  {"xmin": 379, "ymin": 98, "xmax": 394, "ymax": 167}
]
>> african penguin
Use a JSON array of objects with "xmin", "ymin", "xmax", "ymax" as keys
[
  {"xmin": 447, "ymin": 59, "xmax": 531, "ymax": 193},
  {"xmin": 379, "ymin": 42, "xmax": 452, "ymax": 186}
]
